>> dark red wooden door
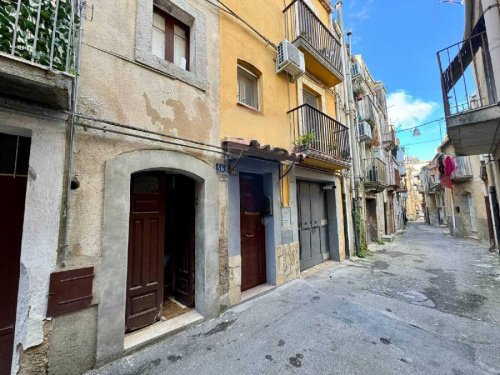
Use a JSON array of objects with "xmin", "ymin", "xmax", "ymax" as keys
[
  {"xmin": 0, "ymin": 176, "xmax": 28, "ymax": 374},
  {"xmin": 239, "ymin": 173, "xmax": 266, "ymax": 291},
  {"xmin": 126, "ymin": 173, "xmax": 166, "ymax": 332},
  {"xmin": 0, "ymin": 133, "xmax": 30, "ymax": 375}
]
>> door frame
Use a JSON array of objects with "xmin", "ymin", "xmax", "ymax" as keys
[
  {"xmin": 97, "ymin": 150, "xmax": 220, "ymax": 365},
  {"xmin": 294, "ymin": 167, "xmax": 345, "ymax": 262},
  {"xmin": 0, "ymin": 119, "xmax": 66, "ymax": 374},
  {"xmin": 227, "ymin": 159, "xmax": 281, "ymax": 292}
]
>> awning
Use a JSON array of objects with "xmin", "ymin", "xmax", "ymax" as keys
[{"xmin": 222, "ymin": 139, "xmax": 303, "ymax": 163}]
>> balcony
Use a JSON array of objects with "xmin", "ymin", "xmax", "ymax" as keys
[
  {"xmin": 382, "ymin": 128, "xmax": 396, "ymax": 148},
  {"xmin": 437, "ymin": 31, "xmax": 500, "ymax": 155},
  {"xmin": 0, "ymin": 0, "xmax": 77, "ymax": 109},
  {"xmin": 451, "ymin": 156, "xmax": 473, "ymax": 182},
  {"xmin": 283, "ymin": 0, "xmax": 343, "ymax": 87},
  {"xmin": 289, "ymin": 104, "xmax": 350, "ymax": 170},
  {"xmin": 363, "ymin": 157, "xmax": 387, "ymax": 192}
]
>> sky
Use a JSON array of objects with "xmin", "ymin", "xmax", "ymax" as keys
[{"xmin": 341, "ymin": 0, "xmax": 465, "ymax": 161}]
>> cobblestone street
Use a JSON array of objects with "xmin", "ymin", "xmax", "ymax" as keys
[{"xmin": 90, "ymin": 222, "xmax": 500, "ymax": 375}]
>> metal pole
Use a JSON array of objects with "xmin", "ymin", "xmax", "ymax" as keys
[
  {"xmin": 336, "ymin": 1, "xmax": 361, "ymax": 256},
  {"xmin": 60, "ymin": 1, "xmax": 84, "ymax": 266}
]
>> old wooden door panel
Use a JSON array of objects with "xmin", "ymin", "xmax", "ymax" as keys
[
  {"xmin": 173, "ymin": 175, "xmax": 195, "ymax": 307},
  {"xmin": 126, "ymin": 173, "xmax": 165, "ymax": 332},
  {"xmin": 0, "ymin": 175, "xmax": 28, "ymax": 375},
  {"xmin": 298, "ymin": 181, "xmax": 329, "ymax": 270},
  {"xmin": 240, "ymin": 173, "xmax": 266, "ymax": 291}
]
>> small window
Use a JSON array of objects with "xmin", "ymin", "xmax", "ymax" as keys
[
  {"xmin": 237, "ymin": 65, "xmax": 259, "ymax": 110},
  {"xmin": 152, "ymin": 7, "xmax": 190, "ymax": 70},
  {"xmin": 303, "ymin": 88, "xmax": 319, "ymax": 109}
]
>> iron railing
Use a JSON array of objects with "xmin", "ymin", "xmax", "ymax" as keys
[
  {"xmin": 283, "ymin": 0, "xmax": 342, "ymax": 76},
  {"xmin": 364, "ymin": 157, "xmax": 387, "ymax": 185},
  {"xmin": 0, "ymin": 0, "xmax": 78, "ymax": 73},
  {"xmin": 289, "ymin": 104, "xmax": 350, "ymax": 162},
  {"xmin": 437, "ymin": 31, "xmax": 497, "ymax": 116},
  {"xmin": 452, "ymin": 156, "xmax": 473, "ymax": 180}
]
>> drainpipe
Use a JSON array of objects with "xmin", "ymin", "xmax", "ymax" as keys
[
  {"xmin": 481, "ymin": 154, "xmax": 499, "ymax": 248},
  {"xmin": 60, "ymin": 2, "xmax": 84, "ymax": 267},
  {"xmin": 335, "ymin": 1, "xmax": 362, "ymax": 255},
  {"xmin": 481, "ymin": 0, "xmax": 500, "ymax": 100}
]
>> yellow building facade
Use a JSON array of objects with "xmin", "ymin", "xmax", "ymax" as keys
[{"xmin": 217, "ymin": 0, "xmax": 352, "ymax": 307}]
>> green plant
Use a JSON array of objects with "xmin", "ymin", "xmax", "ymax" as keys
[
  {"xmin": 354, "ymin": 207, "xmax": 368, "ymax": 258},
  {"xmin": 364, "ymin": 118, "xmax": 375, "ymax": 128},
  {"xmin": 0, "ymin": 0, "xmax": 78, "ymax": 72},
  {"xmin": 294, "ymin": 132, "xmax": 316, "ymax": 148},
  {"xmin": 353, "ymin": 85, "xmax": 365, "ymax": 98}
]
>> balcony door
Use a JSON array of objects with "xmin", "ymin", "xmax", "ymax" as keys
[{"xmin": 303, "ymin": 88, "xmax": 319, "ymax": 109}]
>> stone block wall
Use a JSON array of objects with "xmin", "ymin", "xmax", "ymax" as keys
[{"xmin": 275, "ymin": 242, "xmax": 300, "ymax": 287}]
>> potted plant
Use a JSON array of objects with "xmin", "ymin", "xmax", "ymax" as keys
[
  {"xmin": 293, "ymin": 132, "xmax": 316, "ymax": 152},
  {"xmin": 353, "ymin": 86, "xmax": 365, "ymax": 101}
]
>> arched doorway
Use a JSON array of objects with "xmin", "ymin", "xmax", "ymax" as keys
[{"xmin": 126, "ymin": 172, "xmax": 196, "ymax": 332}]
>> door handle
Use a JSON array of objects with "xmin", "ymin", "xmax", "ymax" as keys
[{"xmin": 244, "ymin": 233, "xmax": 255, "ymax": 238}]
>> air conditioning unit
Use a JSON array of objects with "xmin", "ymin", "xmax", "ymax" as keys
[
  {"xmin": 358, "ymin": 121, "xmax": 372, "ymax": 142},
  {"xmin": 276, "ymin": 40, "xmax": 305, "ymax": 82}
]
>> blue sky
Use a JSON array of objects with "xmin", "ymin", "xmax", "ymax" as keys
[{"xmin": 341, "ymin": 0, "xmax": 465, "ymax": 161}]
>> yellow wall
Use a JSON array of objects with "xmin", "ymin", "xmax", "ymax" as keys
[{"xmin": 219, "ymin": 0, "xmax": 337, "ymax": 150}]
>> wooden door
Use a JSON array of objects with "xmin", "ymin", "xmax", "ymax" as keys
[
  {"xmin": 126, "ymin": 172, "xmax": 165, "ymax": 332},
  {"xmin": 172, "ymin": 175, "xmax": 195, "ymax": 307},
  {"xmin": 297, "ymin": 181, "xmax": 329, "ymax": 271},
  {"xmin": 239, "ymin": 173, "xmax": 266, "ymax": 291},
  {"xmin": 0, "ymin": 133, "xmax": 30, "ymax": 374}
]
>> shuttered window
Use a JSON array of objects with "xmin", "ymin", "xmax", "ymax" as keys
[{"xmin": 152, "ymin": 7, "xmax": 190, "ymax": 70}]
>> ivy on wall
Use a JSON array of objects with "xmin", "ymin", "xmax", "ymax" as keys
[{"xmin": 0, "ymin": 0, "xmax": 77, "ymax": 72}]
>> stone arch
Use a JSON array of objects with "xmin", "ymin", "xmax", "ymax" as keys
[{"xmin": 96, "ymin": 149, "xmax": 219, "ymax": 364}]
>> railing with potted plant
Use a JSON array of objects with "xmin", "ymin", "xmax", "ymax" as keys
[
  {"xmin": 0, "ymin": 0, "xmax": 78, "ymax": 73},
  {"xmin": 283, "ymin": 0, "xmax": 342, "ymax": 77},
  {"xmin": 289, "ymin": 103, "xmax": 350, "ymax": 162}
]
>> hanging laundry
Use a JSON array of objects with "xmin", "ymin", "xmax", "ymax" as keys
[
  {"xmin": 440, "ymin": 174, "xmax": 453, "ymax": 189},
  {"xmin": 444, "ymin": 155, "xmax": 456, "ymax": 177},
  {"xmin": 438, "ymin": 154, "xmax": 445, "ymax": 176}
]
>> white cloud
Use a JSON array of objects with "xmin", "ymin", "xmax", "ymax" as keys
[
  {"xmin": 387, "ymin": 90, "xmax": 438, "ymax": 129},
  {"xmin": 350, "ymin": 0, "xmax": 374, "ymax": 22}
]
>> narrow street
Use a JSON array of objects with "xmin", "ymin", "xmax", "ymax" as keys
[{"xmin": 90, "ymin": 223, "xmax": 500, "ymax": 375}]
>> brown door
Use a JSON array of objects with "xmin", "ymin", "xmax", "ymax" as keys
[
  {"xmin": 239, "ymin": 173, "xmax": 266, "ymax": 291},
  {"xmin": 0, "ymin": 134, "xmax": 30, "ymax": 374},
  {"xmin": 126, "ymin": 172, "xmax": 165, "ymax": 332}
]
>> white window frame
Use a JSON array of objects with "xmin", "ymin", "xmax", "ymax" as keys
[{"xmin": 237, "ymin": 64, "xmax": 260, "ymax": 111}]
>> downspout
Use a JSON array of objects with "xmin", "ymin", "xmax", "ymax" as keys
[
  {"xmin": 481, "ymin": 154, "xmax": 499, "ymax": 248},
  {"xmin": 60, "ymin": 1, "xmax": 84, "ymax": 267},
  {"xmin": 336, "ymin": 1, "xmax": 361, "ymax": 254}
]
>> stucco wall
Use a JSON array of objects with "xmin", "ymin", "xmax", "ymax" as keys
[{"xmin": 0, "ymin": 108, "xmax": 66, "ymax": 374}]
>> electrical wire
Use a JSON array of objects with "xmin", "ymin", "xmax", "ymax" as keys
[{"xmin": 395, "ymin": 118, "xmax": 445, "ymax": 133}]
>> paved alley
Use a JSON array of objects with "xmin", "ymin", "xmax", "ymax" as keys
[{"xmin": 89, "ymin": 223, "xmax": 500, "ymax": 375}]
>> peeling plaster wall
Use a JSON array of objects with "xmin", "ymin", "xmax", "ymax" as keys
[
  {"xmin": 0, "ymin": 110, "xmax": 66, "ymax": 374},
  {"xmin": 50, "ymin": 0, "xmax": 221, "ymax": 370}
]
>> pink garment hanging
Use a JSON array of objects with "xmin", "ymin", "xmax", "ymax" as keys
[
  {"xmin": 440, "ymin": 174, "xmax": 453, "ymax": 189},
  {"xmin": 444, "ymin": 156, "xmax": 456, "ymax": 177}
]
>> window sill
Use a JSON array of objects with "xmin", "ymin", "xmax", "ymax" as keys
[{"xmin": 237, "ymin": 101, "xmax": 263, "ymax": 115}]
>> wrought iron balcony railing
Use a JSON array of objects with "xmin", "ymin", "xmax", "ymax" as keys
[
  {"xmin": 0, "ymin": 0, "xmax": 78, "ymax": 73},
  {"xmin": 452, "ymin": 156, "xmax": 473, "ymax": 181},
  {"xmin": 288, "ymin": 104, "xmax": 350, "ymax": 163},
  {"xmin": 437, "ymin": 31, "xmax": 497, "ymax": 116},
  {"xmin": 364, "ymin": 157, "xmax": 387, "ymax": 187},
  {"xmin": 283, "ymin": 0, "xmax": 343, "ymax": 79}
]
